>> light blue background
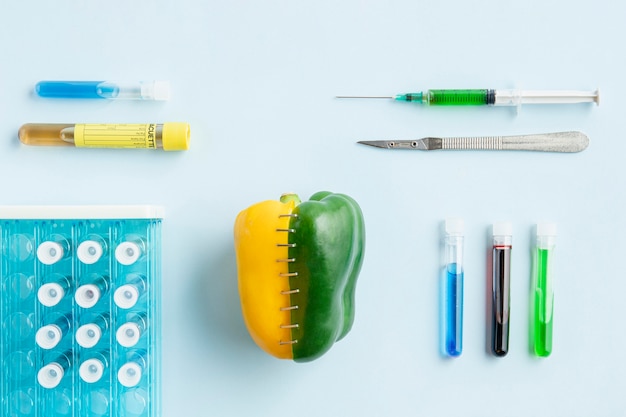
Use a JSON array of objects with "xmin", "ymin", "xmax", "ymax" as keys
[{"xmin": 0, "ymin": 1, "xmax": 623, "ymax": 416}]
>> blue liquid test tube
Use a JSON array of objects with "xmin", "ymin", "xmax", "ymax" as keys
[
  {"xmin": 35, "ymin": 80, "xmax": 170, "ymax": 100},
  {"xmin": 443, "ymin": 218, "xmax": 464, "ymax": 357}
]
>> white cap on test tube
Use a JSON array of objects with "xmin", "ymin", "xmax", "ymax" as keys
[
  {"xmin": 37, "ymin": 241, "xmax": 65, "ymax": 265},
  {"xmin": 115, "ymin": 242, "xmax": 141, "ymax": 265},
  {"xmin": 116, "ymin": 323, "xmax": 141, "ymax": 347},
  {"xmin": 38, "ymin": 363, "xmax": 64, "ymax": 389},
  {"xmin": 36, "ymin": 324, "xmax": 63, "ymax": 349},
  {"xmin": 80, "ymin": 358, "xmax": 105, "ymax": 383},
  {"xmin": 38, "ymin": 283, "xmax": 65, "ymax": 307},
  {"xmin": 114, "ymin": 284, "xmax": 140, "ymax": 309},
  {"xmin": 76, "ymin": 323, "xmax": 103, "ymax": 348},
  {"xmin": 77, "ymin": 240, "xmax": 104, "ymax": 264},
  {"xmin": 141, "ymin": 80, "xmax": 170, "ymax": 100},
  {"xmin": 75, "ymin": 284, "xmax": 101, "ymax": 308},
  {"xmin": 445, "ymin": 218, "xmax": 464, "ymax": 235},
  {"xmin": 118, "ymin": 361, "xmax": 143, "ymax": 387},
  {"xmin": 537, "ymin": 223, "xmax": 557, "ymax": 237},
  {"xmin": 493, "ymin": 222, "xmax": 513, "ymax": 236}
]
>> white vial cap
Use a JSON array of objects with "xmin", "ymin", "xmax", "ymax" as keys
[
  {"xmin": 114, "ymin": 284, "xmax": 140, "ymax": 309},
  {"xmin": 445, "ymin": 218, "xmax": 464, "ymax": 235},
  {"xmin": 37, "ymin": 241, "xmax": 64, "ymax": 265},
  {"xmin": 115, "ymin": 242, "xmax": 141, "ymax": 265},
  {"xmin": 80, "ymin": 359, "xmax": 105, "ymax": 383},
  {"xmin": 38, "ymin": 363, "xmax": 64, "ymax": 388},
  {"xmin": 116, "ymin": 323, "xmax": 141, "ymax": 347},
  {"xmin": 141, "ymin": 80, "xmax": 170, "ymax": 101},
  {"xmin": 75, "ymin": 284, "xmax": 101, "ymax": 308},
  {"xmin": 77, "ymin": 240, "xmax": 103, "ymax": 264},
  {"xmin": 36, "ymin": 324, "xmax": 62, "ymax": 349},
  {"xmin": 76, "ymin": 323, "xmax": 102, "ymax": 348},
  {"xmin": 493, "ymin": 222, "xmax": 513, "ymax": 236},
  {"xmin": 537, "ymin": 223, "xmax": 557, "ymax": 237},
  {"xmin": 38, "ymin": 283, "xmax": 65, "ymax": 307},
  {"xmin": 118, "ymin": 362, "xmax": 143, "ymax": 387}
]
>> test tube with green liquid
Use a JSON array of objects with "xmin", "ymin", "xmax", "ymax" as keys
[{"xmin": 533, "ymin": 223, "xmax": 557, "ymax": 357}]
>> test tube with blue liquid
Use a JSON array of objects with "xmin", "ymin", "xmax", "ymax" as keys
[
  {"xmin": 35, "ymin": 81, "xmax": 170, "ymax": 100},
  {"xmin": 443, "ymin": 218, "xmax": 464, "ymax": 357}
]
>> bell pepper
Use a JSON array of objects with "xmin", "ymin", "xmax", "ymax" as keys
[{"xmin": 234, "ymin": 191, "xmax": 365, "ymax": 362}]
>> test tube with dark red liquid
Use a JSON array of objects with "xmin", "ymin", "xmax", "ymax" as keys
[{"xmin": 491, "ymin": 222, "xmax": 512, "ymax": 356}]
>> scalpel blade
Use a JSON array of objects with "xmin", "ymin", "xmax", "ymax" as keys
[{"xmin": 357, "ymin": 131, "xmax": 589, "ymax": 153}]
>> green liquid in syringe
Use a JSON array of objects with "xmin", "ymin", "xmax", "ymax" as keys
[{"xmin": 427, "ymin": 89, "xmax": 490, "ymax": 105}]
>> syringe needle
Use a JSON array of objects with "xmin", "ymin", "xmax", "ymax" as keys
[{"xmin": 335, "ymin": 96, "xmax": 394, "ymax": 99}]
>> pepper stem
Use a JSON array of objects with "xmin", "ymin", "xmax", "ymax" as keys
[{"xmin": 280, "ymin": 193, "xmax": 301, "ymax": 205}]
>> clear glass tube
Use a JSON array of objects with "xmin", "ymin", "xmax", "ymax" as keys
[{"xmin": 442, "ymin": 218, "xmax": 464, "ymax": 357}]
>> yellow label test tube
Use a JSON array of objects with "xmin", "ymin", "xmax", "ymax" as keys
[{"xmin": 18, "ymin": 123, "xmax": 189, "ymax": 151}]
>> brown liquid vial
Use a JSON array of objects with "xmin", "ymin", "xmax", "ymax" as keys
[{"xmin": 19, "ymin": 124, "xmax": 75, "ymax": 146}]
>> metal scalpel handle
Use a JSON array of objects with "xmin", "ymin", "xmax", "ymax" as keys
[{"xmin": 440, "ymin": 131, "xmax": 589, "ymax": 153}]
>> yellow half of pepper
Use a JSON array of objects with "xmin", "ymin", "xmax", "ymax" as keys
[{"xmin": 234, "ymin": 198, "xmax": 296, "ymax": 359}]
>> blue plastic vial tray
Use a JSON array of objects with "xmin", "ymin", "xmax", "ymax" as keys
[{"xmin": 0, "ymin": 206, "xmax": 163, "ymax": 417}]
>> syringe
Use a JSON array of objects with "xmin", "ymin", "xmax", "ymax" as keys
[{"xmin": 337, "ymin": 88, "xmax": 599, "ymax": 108}]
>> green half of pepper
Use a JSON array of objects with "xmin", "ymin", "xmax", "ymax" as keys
[{"xmin": 287, "ymin": 191, "xmax": 366, "ymax": 362}]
